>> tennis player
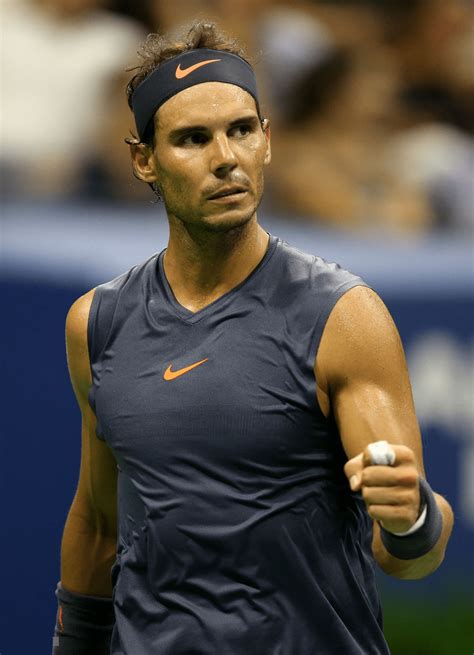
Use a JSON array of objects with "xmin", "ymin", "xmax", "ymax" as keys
[{"xmin": 53, "ymin": 22, "xmax": 454, "ymax": 655}]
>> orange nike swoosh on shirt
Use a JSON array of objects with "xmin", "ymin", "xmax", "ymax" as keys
[
  {"xmin": 163, "ymin": 358, "xmax": 209, "ymax": 381},
  {"xmin": 175, "ymin": 59, "xmax": 221, "ymax": 79}
]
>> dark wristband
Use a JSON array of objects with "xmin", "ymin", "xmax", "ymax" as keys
[
  {"xmin": 52, "ymin": 582, "xmax": 114, "ymax": 655},
  {"xmin": 380, "ymin": 478, "xmax": 443, "ymax": 560}
]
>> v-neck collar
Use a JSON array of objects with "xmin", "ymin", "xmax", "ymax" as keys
[{"xmin": 155, "ymin": 234, "xmax": 279, "ymax": 324}]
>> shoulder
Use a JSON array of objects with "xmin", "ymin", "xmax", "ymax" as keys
[
  {"xmin": 274, "ymin": 239, "xmax": 369, "ymax": 341},
  {"xmin": 66, "ymin": 288, "xmax": 96, "ymax": 348},
  {"xmin": 83, "ymin": 252, "xmax": 160, "ymax": 321},
  {"xmin": 317, "ymin": 286, "xmax": 404, "ymax": 387},
  {"xmin": 276, "ymin": 238, "xmax": 364, "ymax": 291},
  {"xmin": 97, "ymin": 252, "xmax": 160, "ymax": 296},
  {"xmin": 323, "ymin": 285, "xmax": 398, "ymax": 348},
  {"xmin": 66, "ymin": 289, "xmax": 97, "ymax": 406},
  {"xmin": 65, "ymin": 251, "xmax": 156, "ymax": 340}
]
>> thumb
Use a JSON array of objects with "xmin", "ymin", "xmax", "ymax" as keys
[{"xmin": 344, "ymin": 453, "xmax": 364, "ymax": 491}]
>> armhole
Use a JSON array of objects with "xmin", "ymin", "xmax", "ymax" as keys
[
  {"xmin": 87, "ymin": 286, "xmax": 100, "ymax": 373},
  {"xmin": 87, "ymin": 286, "xmax": 104, "ymax": 435},
  {"xmin": 86, "ymin": 281, "xmax": 122, "ymax": 439},
  {"xmin": 311, "ymin": 279, "xmax": 372, "ymax": 363}
]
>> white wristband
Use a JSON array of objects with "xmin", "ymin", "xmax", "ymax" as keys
[{"xmin": 389, "ymin": 504, "xmax": 427, "ymax": 536}]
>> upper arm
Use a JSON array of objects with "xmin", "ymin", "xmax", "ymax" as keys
[
  {"xmin": 315, "ymin": 286, "xmax": 425, "ymax": 475},
  {"xmin": 66, "ymin": 289, "xmax": 118, "ymax": 534}
]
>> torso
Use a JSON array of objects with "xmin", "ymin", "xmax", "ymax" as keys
[{"xmin": 86, "ymin": 235, "xmax": 389, "ymax": 654}]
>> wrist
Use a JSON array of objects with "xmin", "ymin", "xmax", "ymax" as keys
[
  {"xmin": 389, "ymin": 503, "xmax": 427, "ymax": 537},
  {"xmin": 379, "ymin": 478, "xmax": 442, "ymax": 560},
  {"xmin": 52, "ymin": 582, "xmax": 114, "ymax": 655}
]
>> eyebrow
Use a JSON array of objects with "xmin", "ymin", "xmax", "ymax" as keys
[{"xmin": 168, "ymin": 114, "xmax": 260, "ymax": 140}]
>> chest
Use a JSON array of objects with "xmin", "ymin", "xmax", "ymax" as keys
[{"xmin": 93, "ymin": 305, "xmax": 321, "ymax": 466}]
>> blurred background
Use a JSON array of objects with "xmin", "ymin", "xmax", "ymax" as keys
[{"xmin": 1, "ymin": 0, "xmax": 473, "ymax": 653}]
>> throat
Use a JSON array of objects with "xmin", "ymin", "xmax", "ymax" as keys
[{"xmin": 163, "ymin": 223, "xmax": 270, "ymax": 311}]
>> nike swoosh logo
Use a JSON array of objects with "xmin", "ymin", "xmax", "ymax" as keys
[
  {"xmin": 163, "ymin": 358, "xmax": 209, "ymax": 381},
  {"xmin": 175, "ymin": 59, "xmax": 221, "ymax": 79}
]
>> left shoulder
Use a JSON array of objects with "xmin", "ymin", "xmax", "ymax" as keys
[
  {"xmin": 316, "ymin": 285, "xmax": 406, "ymax": 390},
  {"xmin": 327, "ymin": 285, "xmax": 399, "ymax": 343},
  {"xmin": 275, "ymin": 238, "xmax": 366, "ymax": 297},
  {"xmin": 328, "ymin": 285, "xmax": 396, "ymax": 331}
]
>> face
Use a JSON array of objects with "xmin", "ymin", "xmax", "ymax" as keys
[{"xmin": 131, "ymin": 82, "xmax": 271, "ymax": 233}]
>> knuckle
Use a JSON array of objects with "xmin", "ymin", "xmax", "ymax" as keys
[
  {"xmin": 362, "ymin": 486, "xmax": 371, "ymax": 502},
  {"xmin": 398, "ymin": 492, "xmax": 415, "ymax": 508},
  {"xmin": 399, "ymin": 468, "xmax": 418, "ymax": 487},
  {"xmin": 367, "ymin": 506, "xmax": 377, "ymax": 519},
  {"xmin": 398, "ymin": 444, "xmax": 415, "ymax": 462},
  {"xmin": 343, "ymin": 461, "xmax": 353, "ymax": 476}
]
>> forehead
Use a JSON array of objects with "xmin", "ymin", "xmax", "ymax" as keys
[{"xmin": 156, "ymin": 82, "xmax": 258, "ymax": 132}]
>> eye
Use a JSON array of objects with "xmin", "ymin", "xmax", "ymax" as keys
[
  {"xmin": 180, "ymin": 132, "xmax": 209, "ymax": 146},
  {"xmin": 230, "ymin": 123, "xmax": 253, "ymax": 138}
]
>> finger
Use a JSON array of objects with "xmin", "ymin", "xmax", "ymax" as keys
[
  {"xmin": 361, "ymin": 485, "xmax": 416, "ymax": 507},
  {"xmin": 365, "ymin": 504, "xmax": 420, "ymax": 533},
  {"xmin": 344, "ymin": 453, "xmax": 364, "ymax": 491},
  {"xmin": 363, "ymin": 443, "xmax": 416, "ymax": 468},
  {"xmin": 361, "ymin": 464, "xmax": 419, "ymax": 488}
]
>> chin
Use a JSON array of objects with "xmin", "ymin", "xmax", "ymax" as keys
[
  {"xmin": 202, "ymin": 209, "xmax": 256, "ymax": 233},
  {"xmin": 168, "ymin": 193, "xmax": 261, "ymax": 234}
]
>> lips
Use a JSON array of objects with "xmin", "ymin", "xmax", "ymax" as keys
[{"xmin": 207, "ymin": 186, "xmax": 247, "ymax": 200}]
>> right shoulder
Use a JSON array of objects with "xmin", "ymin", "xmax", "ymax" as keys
[
  {"xmin": 65, "ymin": 289, "xmax": 97, "ymax": 407},
  {"xmin": 66, "ymin": 288, "xmax": 96, "ymax": 353},
  {"xmin": 66, "ymin": 287, "xmax": 96, "ymax": 330}
]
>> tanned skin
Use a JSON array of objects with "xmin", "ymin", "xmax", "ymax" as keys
[{"xmin": 61, "ymin": 80, "xmax": 452, "ymax": 596}]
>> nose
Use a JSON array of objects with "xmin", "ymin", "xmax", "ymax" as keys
[{"xmin": 210, "ymin": 133, "xmax": 237, "ymax": 178}]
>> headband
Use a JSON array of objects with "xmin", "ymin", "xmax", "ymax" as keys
[{"xmin": 131, "ymin": 48, "xmax": 260, "ymax": 142}]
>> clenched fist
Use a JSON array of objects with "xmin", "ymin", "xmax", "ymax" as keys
[{"xmin": 344, "ymin": 443, "xmax": 422, "ymax": 534}]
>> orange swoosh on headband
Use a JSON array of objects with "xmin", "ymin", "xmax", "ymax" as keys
[
  {"xmin": 163, "ymin": 358, "xmax": 209, "ymax": 381},
  {"xmin": 175, "ymin": 59, "xmax": 221, "ymax": 79}
]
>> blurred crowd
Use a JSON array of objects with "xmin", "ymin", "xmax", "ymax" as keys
[{"xmin": 1, "ymin": 0, "xmax": 473, "ymax": 237}]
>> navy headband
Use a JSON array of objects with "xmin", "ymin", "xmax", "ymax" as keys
[{"xmin": 131, "ymin": 48, "xmax": 260, "ymax": 142}]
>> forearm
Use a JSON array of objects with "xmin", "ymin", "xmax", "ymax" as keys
[
  {"xmin": 373, "ymin": 493, "xmax": 454, "ymax": 580},
  {"xmin": 61, "ymin": 503, "xmax": 117, "ymax": 597}
]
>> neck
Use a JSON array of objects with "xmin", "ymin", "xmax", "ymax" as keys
[{"xmin": 163, "ymin": 215, "xmax": 269, "ymax": 313}]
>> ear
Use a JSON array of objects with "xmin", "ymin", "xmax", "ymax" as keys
[
  {"xmin": 262, "ymin": 118, "xmax": 271, "ymax": 165},
  {"xmin": 129, "ymin": 142, "xmax": 159, "ymax": 184}
]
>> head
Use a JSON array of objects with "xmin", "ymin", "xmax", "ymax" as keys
[{"xmin": 126, "ymin": 22, "xmax": 271, "ymax": 234}]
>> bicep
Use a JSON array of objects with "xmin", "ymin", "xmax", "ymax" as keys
[
  {"xmin": 317, "ymin": 286, "xmax": 425, "ymax": 475},
  {"xmin": 66, "ymin": 290, "xmax": 118, "ymax": 532}
]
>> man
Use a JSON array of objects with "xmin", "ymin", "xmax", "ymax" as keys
[{"xmin": 53, "ymin": 21, "xmax": 453, "ymax": 655}]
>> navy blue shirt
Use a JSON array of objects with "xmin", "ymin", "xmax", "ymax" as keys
[{"xmin": 88, "ymin": 235, "xmax": 390, "ymax": 654}]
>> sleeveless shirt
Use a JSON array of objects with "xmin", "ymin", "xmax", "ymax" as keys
[{"xmin": 87, "ymin": 234, "xmax": 390, "ymax": 655}]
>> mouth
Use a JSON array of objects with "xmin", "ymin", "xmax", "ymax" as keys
[{"xmin": 207, "ymin": 186, "xmax": 248, "ymax": 202}]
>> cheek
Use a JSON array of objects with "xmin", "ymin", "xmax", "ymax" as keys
[
  {"xmin": 159, "ymin": 162, "xmax": 199, "ymax": 197},
  {"xmin": 241, "ymin": 140, "xmax": 268, "ymax": 174}
]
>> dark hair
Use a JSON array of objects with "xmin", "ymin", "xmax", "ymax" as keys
[{"xmin": 126, "ymin": 21, "xmax": 249, "ymax": 146}]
